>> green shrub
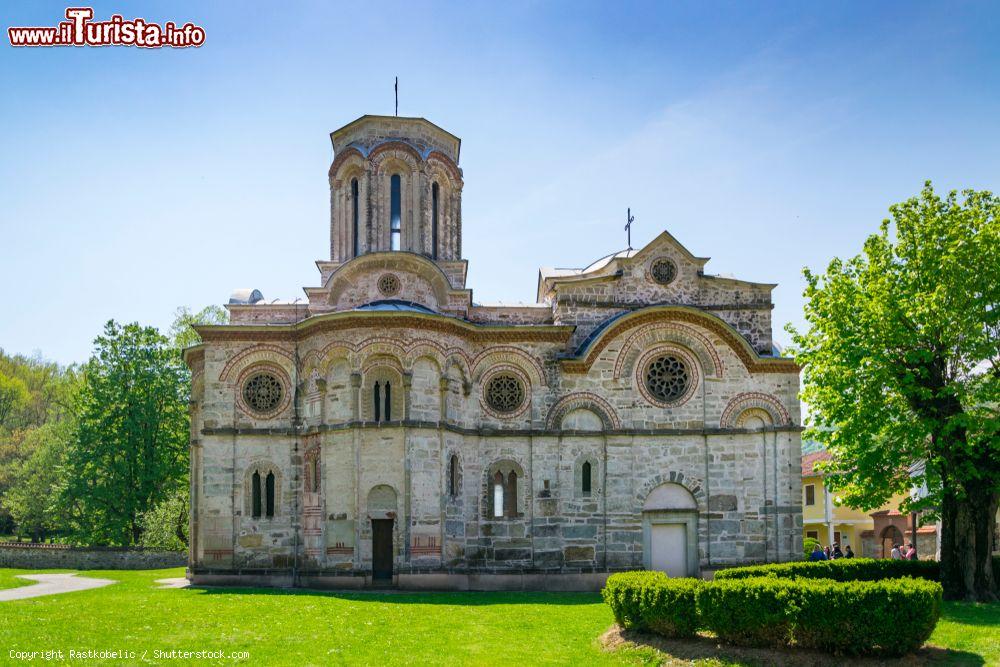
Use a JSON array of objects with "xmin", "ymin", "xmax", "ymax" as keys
[
  {"xmin": 714, "ymin": 557, "xmax": 939, "ymax": 582},
  {"xmin": 696, "ymin": 577, "xmax": 799, "ymax": 648},
  {"xmin": 794, "ymin": 577, "xmax": 942, "ymax": 656},
  {"xmin": 601, "ymin": 571, "xmax": 702, "ymax": 638}
]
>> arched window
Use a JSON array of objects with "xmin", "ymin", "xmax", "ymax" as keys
[
  {"xmin": 582, "ymin": 461, "xmax": 592, "ymax": 496},
  {"xmin": 374, "ymin": 382, "xmax": 381, "ymax": 422},
  {"xmin": 448, "ymin": 454, "xmax": 459, "ymax": 497},
  {"xmin": 351, "ymin": 178, "xmax": 360, "ymax": 257},
  {"xmin": 505, "ymin": 471, "xmax": 518, "ymax": 517},
  {"xmin": 265, "ymin": 472, "xmax": 275, "ymax": 518},
  {"xmin": 493, "ymin": 471, "xmax": 504, "ymax": 518},
  {"xmin": 384, "ymin": 381, "xmax": 392, "ymax": 421},
  {"xmin": 251, "ymin": 471, "xmax": 262, "ymax": 519},
  {"xmin": 390, "ymin": 174, "xmax": 401, "ymax": 251},
  {"xmin": 431, "ymin": 182, "xmax": 439, "ymax": 260}
]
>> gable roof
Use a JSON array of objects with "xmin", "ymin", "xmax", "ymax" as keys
[{"xmin": 801, "ymin": 450, "xmax": 831, "ymax": 477}]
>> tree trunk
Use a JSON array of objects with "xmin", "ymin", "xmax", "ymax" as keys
[{"xmin": 939, "ymin": 486, "xmax": 998, "ymax": 601}]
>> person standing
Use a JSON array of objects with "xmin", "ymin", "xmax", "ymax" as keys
[
  {"xmin": 832, "ymin": 543, "xmax": 844, "ymax": 559},
  {"xmin": 844, "ymin": 545, "xmax": 855, "ymax": 558},
  {"xmin": 890, "ymin": 543, "xmax": 902, "ymax": 559},
  {"xmin": 905, "ymin": 542, "xmax": 917, "ymax": 560},
  {"xmin": 809, "ymin": 544, "xmax": 828, "ymax": 561}
]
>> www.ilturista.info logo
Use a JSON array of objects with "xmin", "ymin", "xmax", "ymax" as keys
[{"xmin": 8, "ymin": 7, "xmax": 205, "ymax": 48}]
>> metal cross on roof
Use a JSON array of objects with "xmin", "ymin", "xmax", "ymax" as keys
[{"xmin": 625, "ymin": 208, "xmax": 635, "ymax": 250}]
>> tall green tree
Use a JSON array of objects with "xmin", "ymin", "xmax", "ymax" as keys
[
  {"xmin": 791, "ymin": 184, "xmax": 1000, "ymax": 601},
  {"xmin": 169, "ymin": 305, "xmax": 228, "ymax": 349},
  {"xmin": 0, "ymin": 372, "xmax": 29, "ymax": 430},
  {"xmin": 61, "ymin": 321, "xmax": 189, "ymax": 546},
  {"xmin": 2, "ymin": 421, "xmax": 70, "ymax": 542}
]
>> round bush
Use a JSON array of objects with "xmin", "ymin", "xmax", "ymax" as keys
[
  {"xmin": 695, "ymin": 577, "xmax": 799, "ymax": 648},
  {"xmin": 602, "ymin": 571, "xmax": 702, "ymax": 638}
]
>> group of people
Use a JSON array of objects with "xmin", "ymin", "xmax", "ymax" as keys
[
  {"xmin": 808, "ymin": 542, "xmax": 855, "ymax": 560},
  {"xmin": 890, "ymin": 542, "xmax": 918, "ymax": 560}
]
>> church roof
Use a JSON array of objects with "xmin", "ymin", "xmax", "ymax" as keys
[{"xmin": 354, "ymin": 299, "xmax": 437, "ymax": 314}]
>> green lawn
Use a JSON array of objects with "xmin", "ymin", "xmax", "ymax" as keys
[{"xmin": 0, "ymin": 568, "xmax": 996, "ymax": 666}]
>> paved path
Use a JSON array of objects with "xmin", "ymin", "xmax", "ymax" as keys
[
  {"xmin": 0, "ymin": 573, "xmax": 116, "ymax": 601},
  {"xmin": 154, "ymin": 577, "xmax": 189, "ymax": 589}
]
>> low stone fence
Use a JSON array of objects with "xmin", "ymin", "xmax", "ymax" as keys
[{"xmin": 0, "ymin": 542, "xmax": 186, "ymax": 570}]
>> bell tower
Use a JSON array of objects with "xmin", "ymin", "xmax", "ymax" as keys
[{"xmin": 328, "ymin": 115, "xmax": 464, "ymax": 264}]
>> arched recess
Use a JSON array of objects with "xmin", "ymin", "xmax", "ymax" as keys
[
  {"xmin": 243, "ymin": 460, "xmax": 282, "ymax": 520},
  {"xmin": 483, "ymin": 460, "xmax": 526, "ymax": 519},
  {"xmin": 367, "ymin": 484, "xmax": 398, "ymax": 519},
  {"xmin": 546, "ymin": 392, "xmax": 621, "ymax": 431},
  {"xmin": 470, "ymin": 346, "xmax": 546, "ymax": 387},
  {"xmin": 323, "ymin": 252, "xmax": 456, "ymax": 310},
  {"xmin": 409, "ymin": 355, "xmax": 441, "ymax": 421},
  {"xmin": 642, "ymin": 482, "xmax": 700, "ymax": 577},
  {"xmin": 613, "ymin": 321, "xmax": 724, "ymax": 381},
  {"xmin": 719, "ymin": 392, "xmax": 791, "ymax": 428},
  {"xmin": 361, "ymin": 357, "xmax": 404, "ymax": 422}
]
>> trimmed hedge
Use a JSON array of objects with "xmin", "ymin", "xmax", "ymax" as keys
[
  {"xmin": 601, "ymin": 571, "xmax": 702, "ymax": 637},
  {"xmin": 713, "ymin": 557, "xmax": 940, "ymax": 582},
  {"xmin": 794, "ymin": 577, "xmax": 941, "ymax": 655},
  {"xmin": 696, "ymin": 577, "xmax": 799, "ymax": 647},
  {"xmin": 602, "ymin": 572, "xmax": 943, "ymax": 656}
]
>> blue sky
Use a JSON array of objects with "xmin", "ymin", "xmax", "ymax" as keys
[{"xmin": 2, "ymin": 1, "xmax": 999, "ymax": 365}]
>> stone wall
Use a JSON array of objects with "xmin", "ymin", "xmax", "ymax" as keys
[{"xmin": 0, "ymin": 543, "xmax": 186, "ymax": 570}]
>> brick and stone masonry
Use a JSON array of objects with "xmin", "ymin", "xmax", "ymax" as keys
[{"xmin": 184, "ymin": 114, "xmax": 803, "ymax": 591}]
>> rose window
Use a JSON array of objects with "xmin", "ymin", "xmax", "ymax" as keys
[
  {"xmin": 651, "ymin": 259, "xmax": 677, "ymax": 285},
  {"xmin": 485, "ymin": 374, "xmax": 525, "ymax": 414},
  {"xmin": 645, "ymin": 355, "xmax": 689, "ymax": 403},
  {"xmin": 242, "ymin": 372, "xmax": 284, "ymax": 414},
  {"xmin": 377, "ymin": 273, "xmax": 401, "ymax": 296}
]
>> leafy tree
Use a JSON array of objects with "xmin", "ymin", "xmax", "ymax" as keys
[
  {"xmin": 791, "ymin": 184, "xmax": 999, "ymax": 601},
  {"xmin": 139, "ymin": 486, "xmax": 189, "ymax": 550},
  {"xmin": 0, "ymin": 372, "xmax": 29, "ymax": 430},
  {"xmin": 61, "ymin": 321, "xmax": 189, "ymax": 546},
  {"xmin": 169, "ymin": 305, "xmax": 228, "ymax": 350},
  {"xmin": 2, "ymin": 422, "xmax": 69, "ymax": 542}
]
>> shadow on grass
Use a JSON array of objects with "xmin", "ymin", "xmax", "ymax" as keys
[
  {"xmin": 602, "ymin": 626, "xmax": 986, "ymax": 666},
  {"xmin": 189, "ymin": 585, "xmax": 603, "ymax": 606},
  {"xmin": 940, "ymin": 601, "xmax": 1000, "ymax": 628}
]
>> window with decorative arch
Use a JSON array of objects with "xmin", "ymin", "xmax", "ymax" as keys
[
  {"xmin": 389, "ymin": 174, "xmax": 402, "ymax": 251},
  {"xmin": 363, "ymin": 365, "xmax": 405, "ymax": 423},
  {"xmin": 448, "ymin": 453, "xmax": 460, "ymax": 498},
  {"xmin": 486, "ymin": 460, "xmax": 524, "ymax": 519},
  {"xmin": 575, "ymin": 456, "xmax": 600, "ymax": 498},
  {"xmin": 245, "ymin": 462, "xmax": 280, "ymax": 519}
]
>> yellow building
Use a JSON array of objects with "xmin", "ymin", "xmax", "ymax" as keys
[{"xmin": 801, "ymin": 451, "xmax": 912, "ymax": 554}]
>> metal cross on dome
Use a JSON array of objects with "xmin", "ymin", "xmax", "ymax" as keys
[{"xmin": 625, "ymin": 208, "xmax": 635, "ymax": 250}]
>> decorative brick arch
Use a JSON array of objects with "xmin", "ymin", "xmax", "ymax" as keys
[
  {"xmin": 719, "ymin": 392, "xmax": 791, "ymax": 428},
  {"xmin": 470, "ymin": 346, "xmax": 546, "ymax": 386},
  {"xmin": 613, "ymin": 321, "xmax": 724, "ymax": 380},
  {"xmin": 368, "ymin": 140, "xmax": 424, "ymax": 167},
  {"xmin": 635, "ymin": 471, "xmax": 706, "ymax": 513},
  {"xmin": 545, "ymin": 392, "xmax": 621, "ymax": 430},
  {"xmin": 329, "ymin": 146, "xmax": 365, "ymax": 179},
  {"xmin": 219, "ymin": 344, "xmax": 295, "ymax": 383},
  {"xmin": 427, "ymin": 151, "xmax": 463, "ymax": 183}
]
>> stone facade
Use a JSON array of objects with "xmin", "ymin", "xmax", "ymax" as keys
[{"xmin": 185, "ymin": 115, "xmax": 803, "ymax": 590}]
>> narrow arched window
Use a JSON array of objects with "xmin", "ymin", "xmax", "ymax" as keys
[
  {"xmin": 265, "ymin": 472, "xmax": 275, "ymax": 518},
  {"xmin": 582, "ymin": 461, "xmax": 592, "ymax": 496},
  {"xmin": 384, "ymin": 381, "xmax": 392, "ymax": 421},
  {"xmin": 493, "ymin": 471, "xmax": 504, "ymax": 518},
  {"xmin": 431, "ymin": 182, "xmax": 439, "ymax": 260},
  {"xmin": 312, "ymin": 458, "xmax": 320, "ymax": 493},
  {"xmin": 390, "ymin": 174, "xmax": 401, "ymax": 251},
  {"xmin": 448, "ymin": 455, "xmax": 459, "ymax": 497},
  {"xmin": 374, "ymin": 381, "xmax": 381, "ymax": 422},
  {"xmin": 251, "ymin": 470, "xmax": 262, "ymax": 519},
  {"xmin": 351, "ymin": 178, "xmax": 360, "ymax": 257},
  {"xmin": 505, "ymin": 471, "xmax": 517, "ymax": 517}
]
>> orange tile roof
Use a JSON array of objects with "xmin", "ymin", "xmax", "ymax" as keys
[{"xmin": 801, "ymin": 450, "xmax": 831, "ymax": 476}]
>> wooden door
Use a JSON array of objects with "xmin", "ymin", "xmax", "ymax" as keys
[{"xmin": 371, "ymin": 519, "xmax": 393, "ymax": 581}]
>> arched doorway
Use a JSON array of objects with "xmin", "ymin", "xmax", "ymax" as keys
[
  {"xmin": 367, "ymin": 485, "xmax": 398, "ymax": 581},
  {"xmin": 881, "ymin": 525, "xmax": 904, "ymax": 558},
  {"xmin": 642, "ymin": 482, "xmax": 699, "ymax": 577}
]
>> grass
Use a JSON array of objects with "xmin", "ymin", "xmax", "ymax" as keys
[{"xmin": 0, "ymin": 567, "xmax": 996, "ymax": 666}]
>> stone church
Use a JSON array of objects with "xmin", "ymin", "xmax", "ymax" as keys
[{"xmin": 184, "ymin": 114, "xmax": 803, "ymax": 590}]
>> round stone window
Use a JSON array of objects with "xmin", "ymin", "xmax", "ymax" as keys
[
  {"xmin": 651, "ymin": 258, "xmax": 677, "ymax": 285},
  {"xmin": 377, "ymin": 273, "xmax": 401, "ymax": 296},
  {"xmin": 485, "ymin": 374, "xmax": 525, "ymax": 414},
  {"xmin": 242, "ymin": 372, "xmax": 284, "ymax": 414},
  {"xmin": 645, "ymin": 355, "xmax": 689, "ymax": 403}
]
